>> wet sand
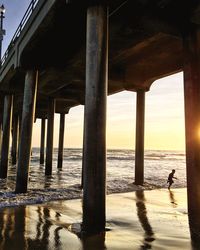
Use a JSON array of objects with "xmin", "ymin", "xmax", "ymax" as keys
[{"xmin": 0, "ymin": 188, "xmax": 197, "ymax": 249}]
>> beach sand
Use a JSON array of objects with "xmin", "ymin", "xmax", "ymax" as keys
[{"xmin": 0, "ymin": 188, "xmax": 197, "ymax": 249}]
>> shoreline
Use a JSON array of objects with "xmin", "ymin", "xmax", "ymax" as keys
[
  {"xmin": 0, "ymin": 181, "xmax": 184, "ymax": 209},
  {"xmin": 0, "ymin": 187, "xmax": 194, "ymax": 249}
]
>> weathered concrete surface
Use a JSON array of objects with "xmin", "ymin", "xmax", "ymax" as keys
[
  {"xmin": 11, "ymin": 114, "xmax": 19, "ymax": 165},
  {"xmin": 45, "ymin": 98, "xmax": 55, "ymax": 176},
  {"xmin": 82, "ymin": 4, "xmax": 108, "ymax": 233},
  {"xmin": 0, "ymin": 95, "xmax": 13, "ymax": 178},
  {"xmin": 40, "ymin": 118, "xmax": 46, "ymax": 164},
  {"xmin": 15, "ymin": 70, "xmax": 38, "ymax": 193},
  {"xmin": 135, "ymin": 90, "xmax": 145, "ymax": 185},
  {"xmin": 183, "ymin": 27, "xmax": 200, "ymax": 242},
  {"xmin": 57, "ymin": 113, "xmax": 65, "ymax": 169}
]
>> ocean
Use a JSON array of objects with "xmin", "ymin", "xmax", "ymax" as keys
[{"xmin": 0, "ymin": 148, "xmax": 186, "ymax": 207}]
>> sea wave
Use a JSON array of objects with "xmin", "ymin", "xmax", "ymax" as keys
[
  {"xmin": 0, "ymin": 148, "xmax": 186, "ymax": 208},
  {"xmin": 0, "ymin": 181, "xmax": 162, "ymax": 208}
]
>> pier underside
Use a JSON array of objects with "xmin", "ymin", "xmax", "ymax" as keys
[{"xmin": 0, "ymin": 0, "xmax": 200, "ymax": 238}]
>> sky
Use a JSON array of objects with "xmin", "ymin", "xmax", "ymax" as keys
[{"xmin": 2, "ymin": 0, "xmax": 185, "ymax": 150}]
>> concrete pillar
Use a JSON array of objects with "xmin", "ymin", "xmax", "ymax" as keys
[
  {"xmin": 40, "ymin": 118, "xmax": 46, "ymax": 164},
  {"xmin": 135, "ymin": 90, "xmax": 145, "ymax": 185},
  {"xmin": 18, "ymin": 114, "xmax": 22, "ymax": 139},
  {"xmin": 0, "ymin": 95, "xmax": 13, "ymax": 178},
  {"xmin": 0, "ymin": 120, "xmax": 3, "ymax": 154},
  {"xmin": 45, "ymin": 98, "xmax": 55, "ymax": 175},
  {"xmin": 11, "ymin": 114, "xmax": 19, "ymax": 165},
  {"xmin": 15, "ymin": 70, "xmax": 38, "ymax": 193},
  {"xmin": 81, "ymin": 131, "xmax": 85, "ymax": 189},
  {"xmin": 82, "ymin": 4, "xmax": 108, "ymax": 233},
  {"xmin": 57, "ymin": 113, "xmax": 65, "ymax": 169},
  {"xmin": 183, "ymin": 27, "xmax": 200, "ymax": 241},
  {"xmin": 17, "ymin": 114, "xmax": 22, "ymax": 161}
]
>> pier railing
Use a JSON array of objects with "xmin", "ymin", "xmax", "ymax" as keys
[{"xmin": 1, "ymin": 0, "xmax": 39, "ymax": 66}]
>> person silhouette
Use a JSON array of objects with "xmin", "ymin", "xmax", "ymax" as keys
[{"xmin": 167, "ymin": 169, "xmax": 177, "ymax": 189}]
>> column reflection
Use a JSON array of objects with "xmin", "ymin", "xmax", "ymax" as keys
[
  {"xmin": 0, "ymin": 207, "xmax": 27, "ymax": 249},
  {"xmin": 135, "ymin": 190, "xmax": 155, "ymax": 249},
  {"xmin": 81, "ymin": 232, "xmax": 106, "ymax": 250}
]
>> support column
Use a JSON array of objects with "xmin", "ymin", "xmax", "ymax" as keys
[
  {"xmin": 81, "ymin": 131, "xmax": 85, "ymax": 189},
  {"xmin": 183, "ymin": 27, "xmax": 200, "ymax": 241},
  {"xmin": 17, "ymin": 113, "xmax": 22, "ymax": 161},
  {"xmin": 45, "ymin": 98, "xmax": 55, "ymax": 175},
  {"xmin": 15, "ymin": 70, "xmax": 38, "ymax": 193},
  {"xmin": 82, "ymin": 4, "xmax": 108, "ymax": 233},
  {"xmin": 18, "ymin": 113, "xmax": 22, "ymax": 140},
  {"xmin": 11, "ymin": 114, "xmax": 19, "ymax": 165},
  {"xmin": 0, "ymin": 119, "xmax": 2, "ymax": 154},
  {"xmin": 57, "ymin": 113, "xmax": 65, "ymax": 169},
  {"xmin": 0, "ymin": 95, "xmax": 13, "ymax": 178},
  {"xmin": 40, "ymin": 118, "xmax": 46, "ymax": 164},
  {"xmin": 135, "ymin": 90, "xmax": 145, "ymax": 185}
]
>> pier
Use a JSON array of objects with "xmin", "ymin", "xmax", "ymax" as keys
[{"xmin": 0, "ymin": 0, "xmax": 200, "ymax": 238}]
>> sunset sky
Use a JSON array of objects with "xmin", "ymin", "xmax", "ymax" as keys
[{"xmin": 2, "ymin": 0, "xmax": 185, "ymax": 150}]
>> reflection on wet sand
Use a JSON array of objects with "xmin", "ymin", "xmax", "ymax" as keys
[
  {"xmin": 28, "ymin": 207, "xmax": 52, "ymax": 250},
  {"xmin": 135, "ymin": 190, "xmax": 155, "ymax": 249},
  {"xmin": 0, "ymin": 207, "xmax": 27, "ymax": 249},
  {"xmin": 36, "ymin": 207, "xmax": 43, "ymax": 239},
  {"xmin": 168, "ymin": 190, "xmax": 200, "ymax": 250},
  {"xmin": 54, "ymin": 226, "xmax": 63, "ymax": 249},
  {"xmin": 0, "ymin": 205, "xmax": 81, "ymax": 250},
  {"xmin": 69, "ymin": 220, "xmax": 106, "ymax": 250},
  {"xmin": 81, "ymin": 233, "xmax": 106, "ymax": 250},
  {"xmin": 0, "ymin": 189, "xmax": 195, "ymax": 249}
]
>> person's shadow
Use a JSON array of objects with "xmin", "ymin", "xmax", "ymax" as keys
[
  {"xmin": 168, "ymin": 190, "xmax": 178, "ymax": 207},
  {"xmin": 135, "ymin": 190, "xmax": 155, "ymax": 249}
]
